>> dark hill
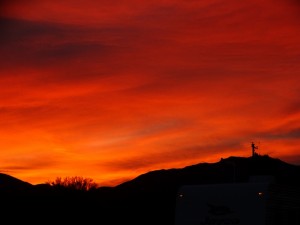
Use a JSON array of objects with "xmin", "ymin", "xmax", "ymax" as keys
[
  {"xmin": 0, "ymin": 155, "xmax": 299, "ymax": 225},
  {"xmin": 0, "ymin": 173, "xmax": 32, "ymax": 192},
  {"xmin": 115, "ymin": 155, "xmax": 300, "ymax": 192},
  {"xmin": 108, "ymin": 155, "xmax": 300, "ymax": 225}
]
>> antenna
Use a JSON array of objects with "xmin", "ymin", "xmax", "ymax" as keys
[{"xmin": 251, "ymin": 142, "xmax": 258, "ymax": 157}]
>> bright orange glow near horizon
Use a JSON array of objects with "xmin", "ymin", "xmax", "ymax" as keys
[{"xmin": 1, "ymin": 0, "xmax": 300, "ymax": 187}]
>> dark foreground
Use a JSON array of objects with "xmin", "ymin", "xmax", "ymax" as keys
[
  {"xmin": 0, "ymin": 188, "xmax": 177, "ymax": 225},
  {"xmin": 1, "ymin": 155, "xmax": 300, "ymax": 224}
]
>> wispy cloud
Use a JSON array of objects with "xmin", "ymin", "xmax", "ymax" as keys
[{"xmin": 0, "ymin": 0, "xmax": 300, "ymax": 186}]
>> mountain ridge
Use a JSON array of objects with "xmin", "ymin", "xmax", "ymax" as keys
[
  {"xmin": 1, "ymin": 154, "xmax": 300, "ymax": 225},
  {"xmin": 114, "ymin": 155, "xmax": 300, "ymax": 191},
  {"xmin": 1, "ymin": 154, "xmax": 300, "ymax": 191},
  {"xmin": 0, "ymin": 172, "xmax": 32, "ymax": 190}
]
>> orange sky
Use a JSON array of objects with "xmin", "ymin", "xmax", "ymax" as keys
[{"xmin": 1, "ymin": 0, "xmax": 300, "ymax": 186}]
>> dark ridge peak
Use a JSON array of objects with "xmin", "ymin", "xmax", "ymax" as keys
[
  {"xmin": 0, "ymin": 173, "xmax": 32, "ymax": 187},
  {"xmin": 0, "ymin": 173, "xmax": 33, "ymax": 196}
]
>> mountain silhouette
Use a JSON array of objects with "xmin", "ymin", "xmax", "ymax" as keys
[
  {"xmin": 0, "ymin": 154, "xmax": 299, "ymax": 224},
  {"xmin": 115, "ymin": 155, "xmax": 300, "ymax": 191},
  {"xmin": 0, "ymin": 172, "xmax": 32, "ymax": 193},
  {"xmin": 0, "ymin": 173, "xmax": 31, "ymax": 186}
]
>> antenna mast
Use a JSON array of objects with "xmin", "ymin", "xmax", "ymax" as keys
[{"xmin": 251, "ymin": 142, "xmax": 258, "ymax": 157}]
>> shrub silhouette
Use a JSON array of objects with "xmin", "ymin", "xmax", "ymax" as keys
[{"xmin": 47, "ymin": 176, "xmax": 98, "ymax": 191}]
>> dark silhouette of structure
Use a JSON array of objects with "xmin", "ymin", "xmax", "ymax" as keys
[{"xmin": 251, "ymin": 142, "xmax": 258, "ymax": 157}]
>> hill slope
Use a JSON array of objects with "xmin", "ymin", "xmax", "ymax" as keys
[
  {"xmin": 115, "ymin": 155, "xmax": 300, "ymax": 192},
  {"xmin": 0, "ymin": 173, "xmax": 32, "ymax": 191}
]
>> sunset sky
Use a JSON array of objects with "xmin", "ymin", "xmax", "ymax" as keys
[{"xmin": 1, "ymin": 0, "xmax": 300, "ymax": 187}]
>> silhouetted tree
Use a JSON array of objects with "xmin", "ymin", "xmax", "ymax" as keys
[{"xmin": 47, "ymin": 176, "xmax": 98, "ymax": 191}]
